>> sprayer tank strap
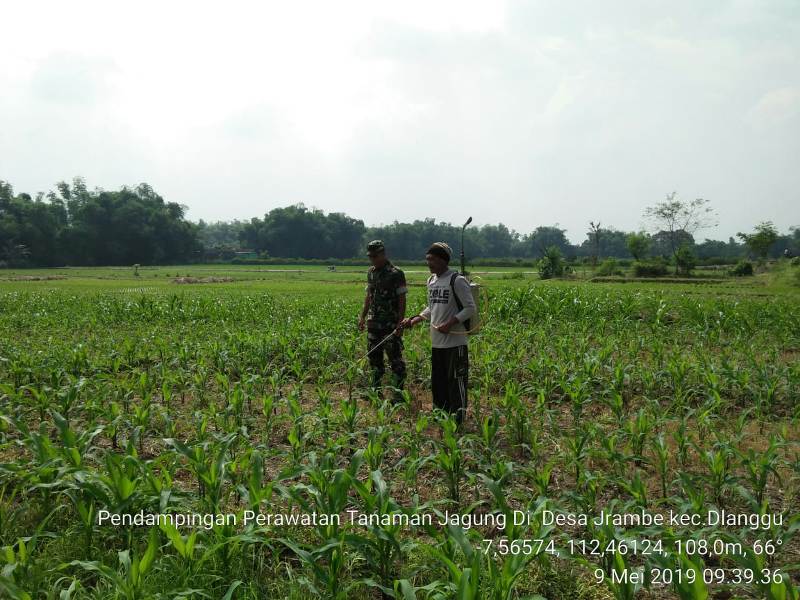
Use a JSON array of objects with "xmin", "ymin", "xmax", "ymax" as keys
[{"xmin": 449, "ymin": 272, "xmax": 470, "ymax": 330}]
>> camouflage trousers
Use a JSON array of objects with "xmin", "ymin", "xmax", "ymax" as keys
[{"xmin": 367, "ymin": 327, "xmax": 406, "ymax": 392}]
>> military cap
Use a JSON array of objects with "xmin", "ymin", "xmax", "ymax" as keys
[
  {"xmin": 366, "ymin": 240, "xmax": 385, "ymax": 255},
  {"xmin": 426, "ymin": 241, "xmax": 452, "ymax": 262}
]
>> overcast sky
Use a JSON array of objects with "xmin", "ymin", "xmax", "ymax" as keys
[{"xmin": 1, "ymin": 1, "xmax": 798, "ymax": 243}]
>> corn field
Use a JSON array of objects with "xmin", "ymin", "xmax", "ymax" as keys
[{"xmin": 0, "ymin": 274, "xmax": 798, "ymax": 599}]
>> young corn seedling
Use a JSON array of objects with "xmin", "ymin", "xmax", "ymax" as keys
[
  {"xmin": 606, "ymin": 391, "xmax": 626, "ymax": 429},
  {"xmin": 157, "ymin": 519, "xmax": 199, "ymax": 587},
  {"xmin": 667, "ymin": 356, "xmax": 695, "ymax": 410},
  {"xmin": 316, "ymin": 385, "xmax": 332, "ymax": 438},
  {"xmin": 485, "ymin": 497, "xmax": 555, "ymax": 600},
  {"xmin": 24, "ymin": 383, "xmax": 52, "ymax": 424},
  {"xmin": 474, "ymin": 459, "xmax": 515, "ymax": 529},
  {"xmin": 652, "ymin": 433, "xmax": 671, "ymax": 500},
  {"xmin": 130, "ymin": 396, "xmax": 154, "ymax": 456},
  {"xmin": 755, "ymin": 363, "xmax": 781, "ymax": 427},
  {"xmin": 56, "ymin": 376, "xmax": 86, "ymax": 425},
  {"xmin": 619, "ymin": 468, "xmax": 649, "ymax": 509},
  {"xmin": 260, "ymin": 393, "xmax": 276, "ymax": 446},
  {"xmin": 580, "ymin": 520, "xmax": 643, "ymax": 600},
  {"xmin": 364, "ymin": 426, "xmax": 389, "ymax": 472},
  {"xmin": 565, "ymin": 424, "xmax": 594, "ymax": 490},
  {"xmin": 2, "ymin": 533, "xmax": 53, "ymax": 597},
  {"xmin": 348, "ymin": 469, "xmax": 414, "ymax": 595},
  {"xmin": 673, "ymin": 415, "xmax": 692, "ymax": 468},
  {"xmin": 564, "ymin": 375, "xmax": 592, "ymax": 430},
  {"xmin": 165, "ymin": 433, "xmax": 237, "ymax": 513},
  {"xmin": 287, "ymin": 421, "xmax": 305, "ymax": 465},
  {"xmin": 697, "ymin": 444, "xmax": 735, "ymax": 507},
  {"xmin": 500, "ymin": 382, "xmax": 529, "ymax": 451},
  {"xmin": 523, "ymin": 425, "xmax": 546, "ymax": 464},
  {"xmin": 5, "ymin": 418, "xmax": 64, "ymax": 507},
  {"xmin": 279, "ymin": 451, "xmax": 364, "ymax": 600},
  {"xmin": 158, "ymin": 406, "xmax": 178, "ymax": 440},
  {"xmin": 480, "ymin": 409, "xmax": 501, "ymax": 453},
  {"xmin": 51, "ymin": 409, "xmax": 102, "ymax": 469},
  {"xmin": 435, "ymin": 415, "xmax": 465, "ymax": 505},
  {"xmin": 624, "ymin": 408, "xmax": 653, "ymax": 466},
  {"xmin": 600, "ymin": 433, "xmax": 634, "ymax": 482},
  {"xmin": 236, "ymin": 449, "xmax": 300, "ymax": 516},
  {"xmin": 225, "ymin": 381, "xmax": 246, "ymax": 430},
  {"xmin": 432, "ymin": 524, "xmax": 481, "ymax": 600},
  {"xmin": 105, "ymin": 401, "xmax": 123, "ymax": 450},
  {"xmin": 286, "ymin": 387, "xmax": 307, "ymax": 464},
  {"xmin": 63, "ymin": 527, "xmax": 160, "ymax": 600},
  {"xmin": 736, "ymin": 435, "xmax": 784, "ymax": 508},
  {"xmin": 530, "ymin": 461, "xmax": 555, "ymax": 498},
  {"xmin": 397, "ymin": 415, "xmax": 432, "ymax": 494},
  {"xmin": 339, "ymin": 394, "xmax": 359, "ymax": 437},
  {"xmin": 160, "ymin": 378, "xmax": 174, "ymax": 417}
]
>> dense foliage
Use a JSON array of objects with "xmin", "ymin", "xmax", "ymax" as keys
[{"xmin": 1, "ymin": 179, "xmax": 199, "ymax": 267}]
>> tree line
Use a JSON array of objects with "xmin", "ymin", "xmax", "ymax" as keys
[
  {"xmin": 2, "ymin": 177, "xmax": 797, "ymax": 267},
  {"xmin": 1, "ymin": 178, "xmax": 199, "ymax": 266}
]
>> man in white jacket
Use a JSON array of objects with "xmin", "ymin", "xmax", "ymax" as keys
[{"xmin": 401, "ymin": 242, "xmax": 475, "ymax": 426}]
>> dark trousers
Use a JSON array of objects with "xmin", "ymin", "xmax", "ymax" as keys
[
  {"xmin": 431, "ymin": 345, "xmax": 469, "ymax": 425},
  {"xmin": 367, "ymin": 328, "xmax": 406, "ymax": 391}
]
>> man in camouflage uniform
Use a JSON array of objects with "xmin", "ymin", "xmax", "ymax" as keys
[{"xmin": 358, "ymin": 240, "xmax": 407, "ymax": 397}]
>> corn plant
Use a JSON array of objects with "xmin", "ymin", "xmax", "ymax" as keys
[
  {"xmin": 158, "ymin": 518, "xmax": 198, "ymax": 584},
  {"xmin": 480, "ymin": 409, "xmax": 500, "ymax": 452},
  {"xmin": 339, "ymin": 394, "xmax": 359, "ymax": 436},
  {"xmin": 1, "ymin": 519, "xmax": 58, "ymax": 596},
  {"xmin": 673, "ymin": 415, "xmax": 692, "ymax": 468},
  {"xmin": 500, "ymin": 382, "xmax": 529, "ymax": 450},
  {"xmin": 348, "ymin": 469, "xmax": 415, "ymax": 594},
  {"xmin": 316, "ymin": 384, "xmax": 332, "ymax": 438},
  {"xmin": 697, "ymin": 445, "xmax": 735, "ymax": 507},
  {"xmin": 580, "ymin": 521, "xmax": 643, "ymax": 600},
  {"xmin": 63, "ymin": 527, "xmax": 159, "ymax": 600},
  {"xmin": 364, "ymin": 425, "xmax": 390, "ymax": 472},
  {"xmin": 530, "ymin": 461, "xmax": 555, "ymax": 498},
  {"xmin": 51, "ymin": 409, "xmax": 102, "ymax": 469},
  {"xmin": 624, "ymin": 408, "xmax": 653, "ymax": 466},
  {"xmin": 165, "ymin": 433, "xmax": 237, "ymax": 512},
  {"xmin": 397, "ymin": 415, "xmax": 432, "ymax": 494},
  {"xmin": 652, "ymin": 433, "xmax": 671, "ymax": 499},
  {"xmin": 565, "ymin": 425, "xmax": 593, "ymax": 489},
  {"xmin": 737, "ymin": 436, "xmax": 783, "ymax": 507},
  {"xmin": 56, "ymin": 376, "xmax": 86, "ymax": 425},
  {"xmin": 435, "ymin": 415, "xmax": 465, "ymax": 504},
  {"xmin": 279, "ymin": 451, "xmax": 363, "ymax": 600},
  {"xmin": 486, "ymin": 498, "xmax": 554, "ymax": 600},
  {"xmin": 431, "ymin": 524, "xmax": 481, "ymax": 600}
]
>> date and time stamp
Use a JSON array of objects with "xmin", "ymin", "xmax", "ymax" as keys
[{"xmin": 479, "ymin": 536, "xmax": 789, "ymax": 586}]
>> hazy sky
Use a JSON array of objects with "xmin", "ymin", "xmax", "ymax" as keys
[{"xmin": 1, "ymin": 1, "xmax": 798, "ymax": 243}]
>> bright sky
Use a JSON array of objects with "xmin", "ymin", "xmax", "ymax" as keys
[{"xmin": 1, "ymin": 1, "xmax": 798, "ymax": 242}]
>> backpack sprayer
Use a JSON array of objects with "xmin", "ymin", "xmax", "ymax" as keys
[{"xmin": 448, "ymin": 216, "xmax": 484, "ymax": 335}]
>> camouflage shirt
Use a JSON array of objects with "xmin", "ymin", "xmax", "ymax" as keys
[{"xmin": 366, "ymin": 261, "xmax": 407, "ymax": 329}]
